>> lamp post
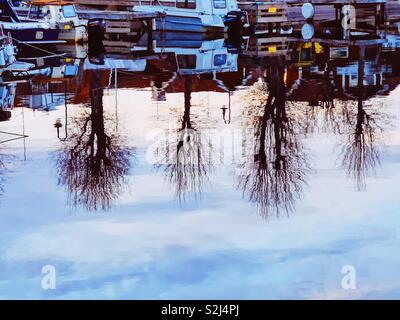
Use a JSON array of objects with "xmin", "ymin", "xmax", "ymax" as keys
[{"xmin": 54, "ymin": 118, "xmax": 62, "ymax": 139}]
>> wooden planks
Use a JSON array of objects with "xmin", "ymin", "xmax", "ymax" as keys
[
  {"xmin": 244, "ymin": 36, "xmax": 290, "ymax": 58},
  {"xmin": 239, "ymin": 2, "xmax": 288, "ymax": 26},
  {"xmin": 77, "ymin": 9, "xmax": 162, "ymax": 20},
  {"xmin": 105, "ymin": 20, "xmax": 144, "ymax": 33}
]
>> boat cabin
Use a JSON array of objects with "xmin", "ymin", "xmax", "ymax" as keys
[
  {"xmin": 154, "ymin": 39, "xmax": 237, "ymax": 75},
  {"xmin": 24, "ymin": 0, "xmax": 87, "ymax": 42},
  {"xmin": 26, "ymin": 0, "xmax": 78, "ymax": 22}
]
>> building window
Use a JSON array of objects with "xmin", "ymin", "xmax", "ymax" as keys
[
  {"xmin": 176, "ymin": 0, "xmax": 196, "ymax": 9},
  {"xmin": 177, "ymin": 55, "xmax": 196, "ymax": 69},
  {"xmin": 29, "ymin": 5, "xmax": 45, "ymax": 19},
  {"xmin": 214, "ymin": 54, "xmax": 227, "ymax": 66},
  {"xmin": 213, "ymin": 0, "xmax": 226, "ymax": 9},
  {"xmin": 62, "ymin": 5, "xmax": 77, "ymax": 18}
]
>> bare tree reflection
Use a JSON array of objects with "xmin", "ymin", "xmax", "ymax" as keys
[
  {"xmin": 54, "ymin": 70, "xmax": 132, "ymax": 211},
  {"xmin": 297, "ymin": 63, "xmax": 345, "ymax": 136},
  {"xmin": 0, "ymin": 155, "xmax": 5, "ymax": 197},
  {"xmin": 0, "ymin": 152, "xmax": 14, "ymax": 200},
  {"xmin": 339, "ymin": 47, "xmax": 385, "ymax": 191},
  {"xmin": 155, "ymin": 75, "xmax": 213, "ymax": 203},
  {"xmin": 239, "ymin": 60, "xmax": 311, "ymax": 217}
]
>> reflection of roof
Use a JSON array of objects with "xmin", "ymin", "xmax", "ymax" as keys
[{"xmin": 27, "ymin": 0, "xmax": 73, "ymax": 6}]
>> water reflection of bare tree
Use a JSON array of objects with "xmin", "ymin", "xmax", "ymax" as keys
[
  {"xmin": 298, "ymin": 63, "xmax": 345, "ymax": 136},
  {"xmin": 340, "ymin": 103, "xmax": 382, "ymax": 191},
  {"xmin": 339, "ymin": 47, "xmax": 385, "ymax": 191},
  {"xmin": 54, "ymin": 70, "xmax": 132, "ymax": 211},
  {"xmin": 0, "ymin": 152, "xmax": 15, "ymax": 200},
  {"xmin": 0, "ymin": 155, "xmax": 5, "ymax": 197},
  {"xmin": 155, "ymin": 75, "xmax": 213, "ymax": 203},
  {"xmin": 239, "ymin": 60, "xmax": 311, "ymax": 217}
]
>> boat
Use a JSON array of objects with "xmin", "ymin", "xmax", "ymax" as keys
[
  {"xmin": 134, "ymin": 34, "xmax": 238, "ymax": 74},
  {"xmin": 0, "ymin": 0, "xmax": 61, "ymax": 44},
  {"xmin": 18, "ymin": 0, "xmax": 88, "ymax": 43},
  {"xmin": 160, "ymin": 39, "xmax": 238, "ymax": 75},
  {"xmin": 16, "ymin": 50, "xmax": 83, "ymax": 79},
  {"xmin": 0, "ymin": 26, "xmax": 33, "ymax": 76},
  {"xmin": 133, "ymin": 0, "xmax": 248, "ymax": 34}
]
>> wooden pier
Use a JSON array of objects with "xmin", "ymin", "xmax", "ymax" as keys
[
  {"xmin": 239, "ymin": 2, "xmax": 289, "ymax": 31},
  {"xmin": 77, "ymin": 9, "xmax": 162, "ymax": 21},
  {"xmin": 237, "ymin": 0, "xmax": 391, "ymax": 31},
  {"xmin": 79, "ymin": 10, "xmax": 164, "ymax": 53},
  {"xmin": 71, "ymin": 0, "xmax": 400, "ymax": 35},
  {"xmin": 243, "ymin": 36, "xmax": 290, "ymax": 58}
]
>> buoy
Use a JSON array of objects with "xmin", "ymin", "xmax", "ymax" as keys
[
  {"xmin": 301, "ymin": 23, "xmax": 314, "ymax": 40},
  {"xmin": 301, "ymin": 3, "xmax": 315, "ymax": 20}
]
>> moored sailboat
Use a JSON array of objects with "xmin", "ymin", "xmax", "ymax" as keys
[
  {"xmin": 18, "ymin": 0, "xmax": 88, "ymax": 43},
  {"xmin": 0, "ymin": 0, "xmax": 61, "ymax": 44}
]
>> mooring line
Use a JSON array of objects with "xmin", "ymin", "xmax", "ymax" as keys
[
  {"xmin": 9, "ymin": 35, "xmax": 65, "ymax": 57},
  {"xmin": 0, "ymin": 130, "xmax": 29, "ymax": 138},
  {"xmin": 0, "ymin": 136, "xmax": 27, "ymax": 144}
]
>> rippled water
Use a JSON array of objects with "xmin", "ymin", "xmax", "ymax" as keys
[{"xmin": 0, "ymin": 32, "xmax": 400, "ymax": 298}]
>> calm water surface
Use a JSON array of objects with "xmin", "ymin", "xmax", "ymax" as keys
[{"xmin": 0, "ymin": 33, "xmax": 400, "ymax": 298}]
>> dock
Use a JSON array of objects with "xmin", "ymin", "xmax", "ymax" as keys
[
  {"xmin": 72, "ymin": 0, "xmax": 399, "ymax": 34},
  {"xmin": 80, "ymin": 10, "xmax": 164, "ymax": 54},
  {"xmin": 77, "ymin": 9, "xmax": 162, "ymax": 21},
  {"xmin": 15, "ymin": 5, "xmax": 163, "ymax": 51}
]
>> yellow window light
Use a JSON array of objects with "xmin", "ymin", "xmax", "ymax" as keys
[{"xmin": 314, "ymin": 42, "xmax": 324, "ymax": 54}]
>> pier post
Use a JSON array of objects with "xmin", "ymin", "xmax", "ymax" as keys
[
  {"xmin": 374, "ymin": 3, "xmax": 386, "ymax": 29},
  {"xmin": 147, "ymin": 18, "xmax": 153, "ymax": 53}
]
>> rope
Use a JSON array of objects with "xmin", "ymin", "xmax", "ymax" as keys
[
  {"xmin": 9, "ymin": 35, "xmax": 65, "ymax": 57},
  {"xmin": 0, "ymin": 130, "xmax": 29, "ymax": 137},
  {"xmin": 20, "ymin": 52, "xmax": 66, "ymax": 60}
]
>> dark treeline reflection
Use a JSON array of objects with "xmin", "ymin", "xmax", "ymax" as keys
[
  {"xmin": 54, "ymin": 70, "xmax": 133, "ymax": 211},
  {"xmin": 238, "ymin": 58, "xmax": 311, "ymax": 217},
  {"xmin": 155, "ymin": 75, "xmax": 213, "ymax": 203}
]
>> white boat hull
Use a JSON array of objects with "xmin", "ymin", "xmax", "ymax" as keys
[{"xmin": 134, "ymin": 6, "xmax": 226, "ymax": 33}]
